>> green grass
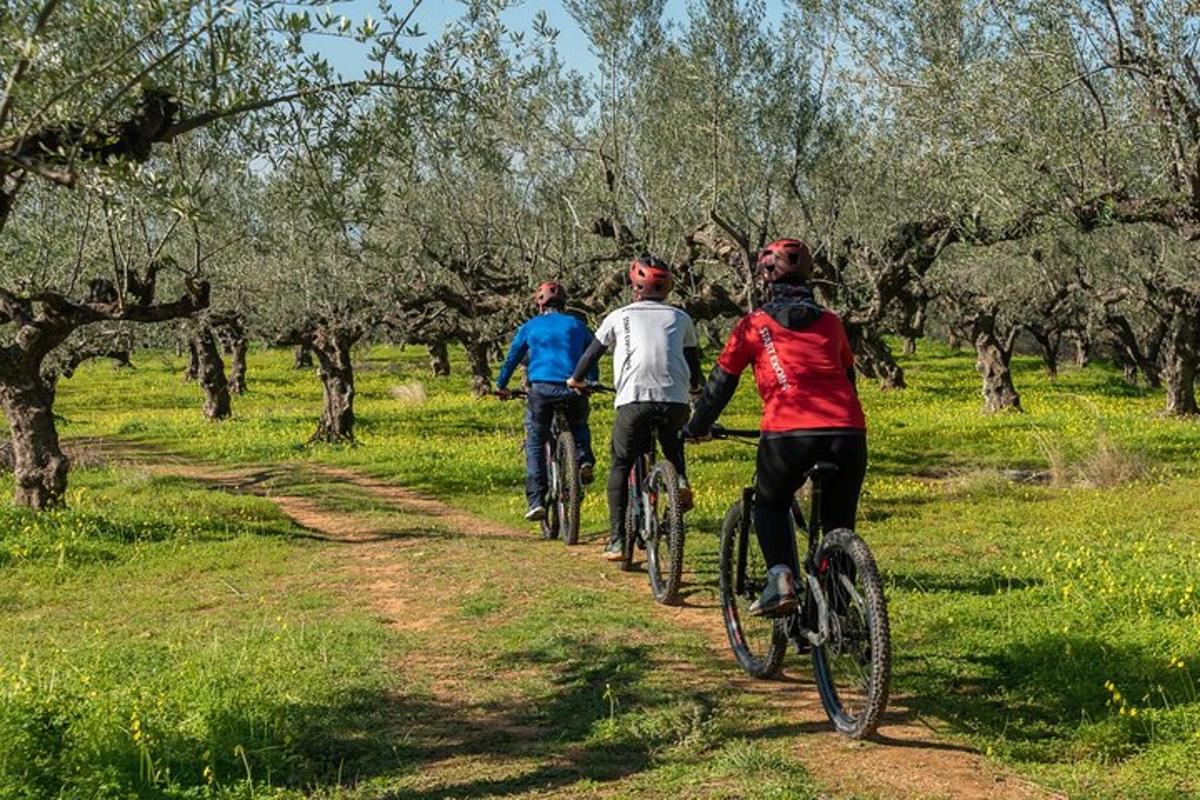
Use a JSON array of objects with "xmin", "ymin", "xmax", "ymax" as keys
[
  {"xmin": 0, "ymin": 468, "xmax": 395, "ymax": 799},
  {"xmin": 3, "ymin": 340, "xmax": 1198, "ymax": 798},
  {"xmin": 1, "ymin": 386, "xmax": 823, "ymax": 798}
]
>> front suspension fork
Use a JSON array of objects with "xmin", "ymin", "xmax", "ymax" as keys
[{"xmin": 735, "ymin": 486, "xmax": 754, "ymax": 598}]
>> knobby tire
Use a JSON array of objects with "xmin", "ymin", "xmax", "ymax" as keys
[
  {"xmin": 810, "ymin": 528, "xmax": 891, "ymax": 739},
  {"xmin": 558, "ymin": 431, "xmax": 581, "ymax": 545},
  {"xmin": 645, "ymin": 459, "xmax": 685, "ymax": 605},
  {"xmin": 718, "ymin": 501, "xmax": 786, "ymax": 679}
]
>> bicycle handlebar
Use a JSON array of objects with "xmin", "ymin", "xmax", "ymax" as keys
[
  {"xmin": 711, "ymin": 424, "xmax": 761, "ymax": 440},
  {"xmin": 493, "ymin": 383, "xmax": 613, "ymax": 401}
]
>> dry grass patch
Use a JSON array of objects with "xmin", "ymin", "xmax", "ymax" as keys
[
  {"xmin": 1035, "ymin": 427, "xmax": 1147, "ymax": 488},
  {"xmin": 390, "ymin": 381, "xmax": 428, "ymax": 404}
]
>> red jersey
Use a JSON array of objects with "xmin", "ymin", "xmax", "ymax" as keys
[{"xmin": 716, "ymin": 309, "xmax": 866, "ymax": 432}]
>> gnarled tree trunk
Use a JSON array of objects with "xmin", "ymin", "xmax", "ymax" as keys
[
  {"xmin": 311, "ymin": 327, "xmax": 357, "ymax": 443},
  {"xmin": 1067, "ymin": 330, "xmax": 1090, "ymax": 368},
  {"xmin": 1030, "ymin": 330, "xmax": 1061, "ymax": 380},
  {"xmin": 192, "ymin": 326, "xmax": 231, "ymax": 421},
  {"xmin": 845, "ymin": 322, "xmax": 907, "ymax": 389},
  {"xmin": 294, "ymin": 343, "xmax": 313, "ymax": 369},
  {"xmin": 1113, "ymin": 347, "xmax": 1140, "ymax": 385},
  {"xmin": 184, "ymin": 340, "xmax": 200, "ymax": 382},
  {"xmin": 969, "ymin": 307, "xmax": 1022, "ymax": 412},
  {"xmin": 462, "ymin": 339, "xmax": 492, "ymax": 396},
  {"xmin": 210, "ymin": 313, "xmax": 247, "ymax": 395},
  {"xmin": 976, "ymin": 343, "xmax": 1021, "ymax": 412},
  {"xmin": 228, "ymin": 336, "xmax": 247, "ymax": 395},
  {"xmin": 428, "ymin": 341, "xmax": 450, "ymax": 377},
  {"xmin": 1163, "ymin": 311, "xmax": 1198, "ymax": 416},
  {"xmin": 1105, "ymin": 312, "xmax": 1163, "ymax": 388},
  {"xmin": 0, "ymin": 374, "xmax": 68, "ymax": 510},
  {"xmin": 902, "ymin": 336, "xmax": 917, "ymax": 356}
]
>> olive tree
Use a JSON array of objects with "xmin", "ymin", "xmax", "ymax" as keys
[{"xmin": 0, "ymin": 0, "xmax": 513, "ymax": 507}]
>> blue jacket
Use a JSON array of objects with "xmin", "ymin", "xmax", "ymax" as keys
[{"xmin": 497, "ymin": 310, "xmax": 598, "ymax": 389}]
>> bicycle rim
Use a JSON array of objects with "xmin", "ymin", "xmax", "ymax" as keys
[
  {"xmin": 810, "ymin": 528, "xmax": 891, "ymax": 739},
  {"xmin": 558, "ymin": 432, "xmax": 581, "ymax": 545},
  {"xmin": 718, "ymin": 502, "xmax": 786, "ymax": 678},
  {"xmin": 645, "ymin": 461, "xmax": 684, "ymax": 604}
]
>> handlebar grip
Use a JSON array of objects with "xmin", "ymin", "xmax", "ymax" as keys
[{"xmin": 711, "ymin": 425, "xmax": 761, "ymax": 439}]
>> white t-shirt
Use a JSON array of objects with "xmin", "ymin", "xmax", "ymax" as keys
[{"xmin": 595, "ymin": 301, "xmax": 698, "ymax": 406}]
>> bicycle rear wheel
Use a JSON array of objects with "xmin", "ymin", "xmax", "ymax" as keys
[
  {"xmin": 644, "ymin": 459, "xmax": 685, "ymax": 605},
  {"xmin": 621, "ymin": 468, "xmax": 639, "ymax": 572},
  {"xmin": 557, "ymin": 431, "xmax": 581, "ymax": 545},
  {"xmin": 718, "ymin": 501, "xmax": 786, "ymax": 678},
  {"xmin": 810, "ymin": 528, "xmax": 891, "ymax": 739}
]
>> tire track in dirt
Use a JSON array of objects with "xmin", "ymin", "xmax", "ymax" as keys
[{"xmin": 92, "ymin": 441, "xmax": 1056, "ymax": 800}]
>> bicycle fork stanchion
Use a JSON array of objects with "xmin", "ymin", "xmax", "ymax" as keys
[{"xmin": 735, "ymin": 486, "xmax": 754, "ymax": 599}]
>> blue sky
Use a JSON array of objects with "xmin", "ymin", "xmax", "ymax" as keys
[{"xmin": 315, "ymin": 1, "xmax": 786, "ymax": 78}]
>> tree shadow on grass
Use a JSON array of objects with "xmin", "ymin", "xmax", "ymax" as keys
[
  {"xmin": 884, "ymin": 569, "xmax": 1044, "ymax": 596},
  {"xmin": 897, "ymin": 633, "xmax": 1196, "ymax": 763},
  {"xmin": 25, "ymin": 639, "xmax": 676, "ymax": 799},
  {"xmin": 374, "ymin": 639, "xmax": 670, "ymax": 798}
]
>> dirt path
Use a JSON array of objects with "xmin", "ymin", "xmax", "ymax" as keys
[{"xmin": 98, "ymin": 443, "xmax": 1057, "ymax": 800}]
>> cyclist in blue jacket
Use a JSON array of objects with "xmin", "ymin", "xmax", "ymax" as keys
[{"xmin": 497, "ymin": 282, "xmax": 599, "ymax": 522}]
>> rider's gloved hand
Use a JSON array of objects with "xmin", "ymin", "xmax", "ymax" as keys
[
  {"xmin": 496, "ymin": 387, "xmax": 513, "ymax": 401},
  {"xmin": 566, "ymin": 377, "xmax": 588, "ymax": 394}
]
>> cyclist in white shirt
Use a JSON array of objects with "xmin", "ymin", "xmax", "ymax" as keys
[{"xmin": 568, "ymin": 255, "xmax": 703, "ymax": 560}]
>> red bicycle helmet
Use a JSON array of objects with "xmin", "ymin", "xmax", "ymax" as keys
[
  {"xmin": 629, "ymin": 255, "xmax": 673, "ymax": 299},
  {"xmin": 757, "ymin": 238, "xmax": 814, "ymax": 283},
  {"xmin": 534, "ymin": 281, "xmax": 567, "ymax": 309}
]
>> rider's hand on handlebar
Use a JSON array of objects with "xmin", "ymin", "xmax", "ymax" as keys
[
  {"xmin": 566, "ymin": 376, "xmax": 588, "ymax": 395},
  {"xmin": 682, "ymin": 422, "xmax": 713, "ymax": 444},
  {"xmin": 495, "ymin": 387, "xmax": 513, "ymax": 401}
]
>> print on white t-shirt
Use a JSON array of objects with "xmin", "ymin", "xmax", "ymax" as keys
[{"xmin": 595, "ymin": 301, "xmax": 698, "ymax": 406}]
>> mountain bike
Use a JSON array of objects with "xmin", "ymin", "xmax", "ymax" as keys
[
  {"xmin": 622, "ymin": 415, "xmax": 687, "ymax": 606},
  {"xmin": 707, "ymin": 424, "xmax": 890, "ymax": 739},
  {"xmin": 496, "ymin": 388, "xmax": 583, "ymax": 545}
]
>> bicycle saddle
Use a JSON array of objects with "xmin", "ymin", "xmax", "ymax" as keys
[{"xmin": 806, "ymin": 461, "xmax": 839, "ymax": 481}]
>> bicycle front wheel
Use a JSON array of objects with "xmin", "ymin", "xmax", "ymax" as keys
[
  {"xmin": 557, "ymin": 431, "xmax": 581, "ymax": 545},
  {"xmin": 718, "ymin": 501, "xmax": 786, "ymax": 679},
  {"xmin": 540, "ymin": 441, "xmax": 558, "ymax": 540},
  {"xmin": 644, "ymin": 459, "xmax": 685, "ymax": 605},
  {"xmin": 621, "ymin": 474, "xmax": 638, "ymax": 572},
  {"xmin": 810, "ymin": 528, "xmax": 891, "ymax": 739}
]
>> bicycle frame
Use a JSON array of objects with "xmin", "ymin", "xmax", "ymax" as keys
[
  {"xmin": 627, "ymin": 452, "xmax": 656, "ymax": 546},
  {"xmin": 545, "ymin": 404, "xmax": 575, "ymax": 491},
  {"xmin": 719, "ymin": 428, "xmax": 834, "ymax": 651}
]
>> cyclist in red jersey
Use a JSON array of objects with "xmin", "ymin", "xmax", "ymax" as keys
[{"xmin": 684, "ymin": 238, "xmax": 866, "ymax": 617}]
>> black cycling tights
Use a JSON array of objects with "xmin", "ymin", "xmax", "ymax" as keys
[
  {"xmin": 608, "ymin": 402, "xmax": 690, "ymax": 538},
  {"xmin": 753, "ymin": 432, "xmax": 867, "ymax": 575}
]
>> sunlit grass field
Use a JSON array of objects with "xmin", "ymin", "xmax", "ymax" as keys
[{"xmin": 2, "ymin": 340, "xmax": 1199, "ymax": 798}]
